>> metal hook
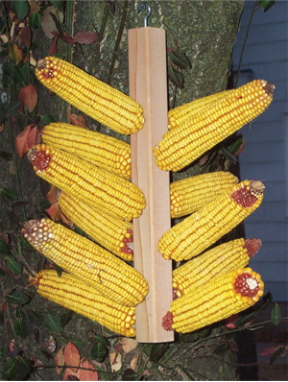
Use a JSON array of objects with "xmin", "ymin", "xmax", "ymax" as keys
[{"xmin": 136, "ymin": 1, "xmax": 151, "ymax": 27}]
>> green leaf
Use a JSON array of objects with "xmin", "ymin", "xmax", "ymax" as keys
[
  {"xmin": 60, "ymin": 309, "xmax": 73, "ymax": 326},
  {"xmin": 0, "ymin": 238, "xmax": 10, "ymax": 255},
  {"xmin": 168, "ymin": 67, "xmax": 184, "ymax": 89},
  {"xmin": 10, "ymin": 0, "xmax": 30, "ymax": 20},
  {"xmin": 29, "ymin": 12, "xmax": 42, "ymax": 29},
  {"xmin": 270, "ymin": 303, "xmax": 281, "ymax": 326},
  {"xmin": 269, "ymin": 346, "xmax": 286, "ymax": 365},
  {"xmin": 14, "ymin": 62, "xmax": 31, "ymax": 86},
  {"xmin": 258, "ymin": 0, "xmax": 275, "ymax": 12},
  {"xmin": 1, "ymin": 188, "xmax": 18, "ymax": 201},
  {"xmin": 40, "ymin": 113, "xmax": 55, "ymax": 125},
  {"xmin": 14, "ymin": 308, "xmax": 28, "ymax": 338},
  {"xmin": 149, "ymin": 343, "xmax": 170, "ymax": 362},
  {"xmin": 5, "ymin": 290, "xmax": 30, "ymax": 305},
  {"xmin": 169, "ymin": 51, "xmax": 191, "ymax": 70},
  {"xmin": 5, "ymin": 256, "xmax": 23, "ymax": 275},
  {"xmin": 0, "ymin": 151, "xmax": 13, "ymax": 161},
  {"xmin": 43, "ymin": 313, "xmax": 64, "ymax": 333},
  {"xmin": 2, "ymin": 356, "xmax": 33, "ymax": 380},
  {"xmin": 90, "ymin": 336, "xmax": 109, "ymax": 362}
]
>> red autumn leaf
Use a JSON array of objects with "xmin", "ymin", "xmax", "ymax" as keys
[
  {"xmin": 76, "ymin": 359, "xmax": 99, "ymax": 381},
  {"xmin": 74, "ymin": 31, "xmax": 98, "ymax": 45},
  {"xmin": 49, "ymin": 35, "xmax": 59, "ymax": 55},
  {"xmin": 62, "ymin": 368, "xmax": 78, "ymax": 381},
  {"xmin": 15, "ymin": 124, "xmax": 41, "ymax": 157},
  {"xmin": 260, "ymin": 345, "xmax": 288, "ymax": 357},
  {"xmin": 52, "ymin": 31, "xmax": 76, "ymax": 45},
  {"xmin": 63, "ymin": 342, "xmax": 81, "ymax": 373},
  {"xmin": 20, "ymin": 26, "xmax": 32, "ymax": 48},
  {"xmin": 18, "ymin": 84, "xmax": 38, "ymax": 112},
  {"xmin": 46, "ymin": 202, "xmax": 72, "ymax": 227},
  {"xmin": 68, "ymin": 113, "xmax": 89, "ymax": 129},
  {"xmin": 46, "ymin": 185, "xmax": 60, "ymax": 204}
]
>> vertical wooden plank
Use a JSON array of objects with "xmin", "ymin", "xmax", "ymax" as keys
[{"xmin": 128, "ymin": 27, "xmax": 174, "ymax": 343}]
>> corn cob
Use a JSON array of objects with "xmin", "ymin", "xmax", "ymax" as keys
[
  {"xmin": 58, "ymin": 192, "xmax": 133, "ymax": 261},
  {"xmin": 42, "ymin": 122, "xmax": 131, "ymax": 179},
  {"xmin": 159, "ymin": 180, "xmax": 264, "ymax": 261},
  {"xmin": 170, "ymin": 171, "xmax": 238, "ymax": 218},
  {"xmin": 22, "ymin": 218, "xmax": 148, "ymax": 307},
  {"xmin": 34, "ymin": 270, "xmax": 136, "ymax": 337},
  {"xmin": 162, "ymin": 267, "xmax": 264, "ymax": 333},
  {"xmin": 35, "ymin": 56, "xmax": 144, "ymax": 135},
  {"xmin": 27, "ymin": 144, "xmax": 145, "ymax": 221},
  {"xmin": 154, "ymin": 80, "xmax": 274, "ymax": 171},
  {"xmin": 168, "ymin": 89, "xmax": 234, "ymax": 129},
  {"xmin": 173, "ymin": 238, "xmax": 262, "ymax": 298}
]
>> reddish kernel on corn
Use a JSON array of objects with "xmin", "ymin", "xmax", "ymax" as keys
[
  {"xmin": 172, "ymin": 237, "xmax": 262, "ymax": 299},
  {"xmin": 35, "ymin": 56, "xmax": 144, "ymax": 135},
  {"xmin": 27, "ymin": 144, "xmax": 146, "ymax": 222},
  {"xmin": 34, "ymin": 270, "xmax": 136, "ymax": 337},
  {"xmin": 158, "ymin": 180, "xmax": 265, "ymax": 262},
  {"xmin": 163, "ymin": 267, "xmax": 264, "ymax": 333},
  {"xmin": 154, "ymin": 80, "xmax": 274, "ymax": 171},
  {"xmin": 22, "ymin": 218, "xmax": 148, "ymax": 307}
]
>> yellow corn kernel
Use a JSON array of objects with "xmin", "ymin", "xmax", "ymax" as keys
[
  {"xmin": 27, "ymin": 144, "xmax": 145, "ymax": 221},
  {"xmin": 168, "ymin": 89, "xmax": 234, "ymax": 129},
  {"xmin": 42, "ymin": 122, "xmax": 131, "ymax": 179},
  {"xmin": 35, "ymin": 56, "xmax": 144, "ymax": 135},
  {"xmin": 22, "ymin": 218, "xmax": 148, "ymax": 307},
  {"xmin": 170, "ymin": 171, "xmax": 238, "ymax": 218},
  {"xmin": 154, "ymin": 80, "xmax": 274, "ymax": 171},
  {"xmin": 159, "ymin": 180, "xmax": 264, "ymax": 261},
  {"xmin": 34, "ymin": 270, "xmax": 136, "ymax": 337},
  {"xmin": 58, "ymin": 192, "xmax": 133, "ymax": 261},
  {"xmin": 173, "ymin": 238, "xmax": 262, "ymax": 298},
  {"xmin": 163, "ymin": 267, "xmax": 264, "ymax": 333}
]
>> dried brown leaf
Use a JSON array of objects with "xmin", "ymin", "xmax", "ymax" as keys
[{"xmin": 41, "ymin": 6, "xmax": 63, "ymax": 39}]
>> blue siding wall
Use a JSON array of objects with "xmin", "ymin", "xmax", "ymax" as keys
[{"xmin": 233, "ymin": 0, "xmax": 288, "ymax": 301}]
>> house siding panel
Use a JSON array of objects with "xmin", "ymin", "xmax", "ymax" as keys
[{"xmin": 233, "ymin": 0, "xmax": 287, "ymax": 301}]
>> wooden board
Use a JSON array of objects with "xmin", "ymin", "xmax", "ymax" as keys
[{"xmin": 128, "ymin": 27, "xmax": 174, "ymax": 343}]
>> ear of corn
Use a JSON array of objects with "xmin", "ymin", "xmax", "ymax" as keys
[
  {"xmin": 58, "ymin": 192, "xmax": 133, "ymax": 261},
  {"xmin": 35, "ymin": 56, "xmax": 144, "ymax": 135},
  {"xmin": 154, "ymin": 80, "xmax": 274, "ymax": 171},
  {"xmin": 22, "ymin": 218, "xmax": 148, "ymax": 307},
  {"xmin": 173, "ymin": 238, "xmax": 262, "ymax": 298},
  {"xmin": 34, "ymin": 270, "xmax": 136, "ymax": 337},
  {"xmin": 159, "ymin": 180, "xmax": 265, "ymax": 261},
  {"xmin": 163, "ymin": 267, "xmax": 264, "ymax": 333},
  {"xmin": 42, "ymin": 122, "xmax": 131, "ymax": 179},
  {"xmin": 168, "ymin": 89, "xmax": 234, "ymax": 129},
  {"xmin": 27, "ymin": 144, "xmax": 145, "ymax": 221},
  {"xmin": 170, "ymin": 171, "xmax": 238, "ymax": 218}
]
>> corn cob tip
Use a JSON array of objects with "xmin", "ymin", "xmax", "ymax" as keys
[
  {"xmin": 120, "ymin": 228, "xmax": 134, "ymax": 257},
  {"xmin": 234, "ymin": 269, "xmax": 264, "ymax": 300},
  {"xmin": 262, "ymin": 81, "xmax": 275, "ymax": 96},
  {"xmin": 244, "ymin": 238, "xmax": 262, "ymax": 258},
  {"xmin": 22, "ymin": 219, "xmax": 51, "ymax": 251},
  {"xmin": 162, "ymin": 311, "xmax": 174, "ymax": 331},
  {"xmin": 231, "ymin": 180, "xmax": 265, "ymax": 207},
  {"xmin": 27, "ymin": 145, "xmax": 51, "ymax": 172}
]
